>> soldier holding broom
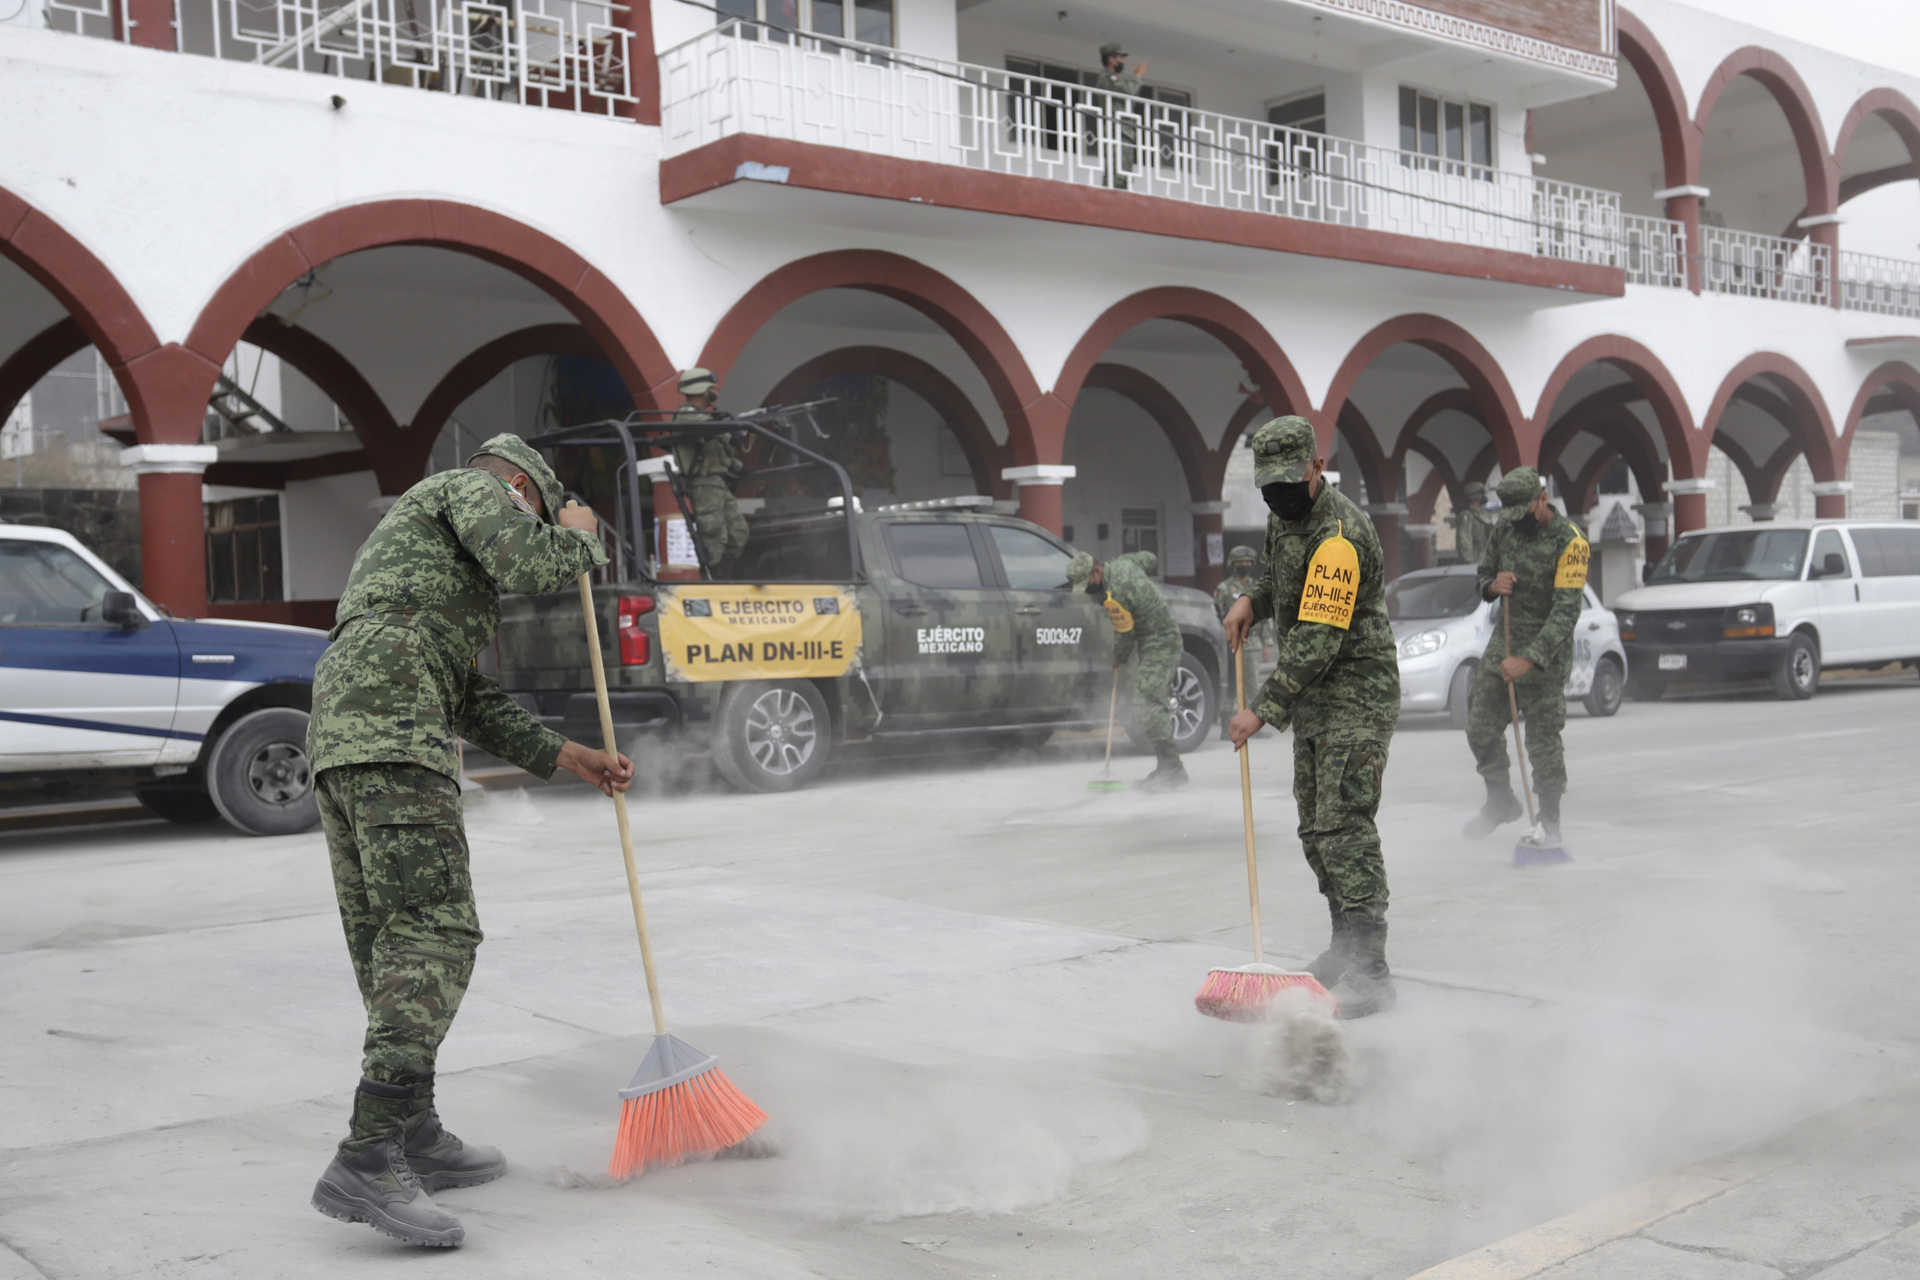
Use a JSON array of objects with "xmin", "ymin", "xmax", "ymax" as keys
[
  {"xmin": 1222, "ymin": 417, "xmax": 1400, "ymax": 1019},
  {"xmin": 307, "ymin": 434, "xmax": 635, "ymax": 1248}
]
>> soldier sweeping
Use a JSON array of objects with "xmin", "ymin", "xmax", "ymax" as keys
[
  {"xmin": 670, "ymin": 368, "xmax": 750, "ymax": 577},
  {"xmin": 1223, "ymin": 417, "xmax": 1400, "ymax": 1018},
  {"xmin": 307, "ymin": 434, "xmax": 635, "ymax": 1248},
  {"xmin": 1067, "ymin": 548, "xmax": 1187, "ymax": 792},
  {"xmin": 1214, "ymin": 543, "xmax": 1274, "ymax": 726},
  {"xmin": 1461, "ymin": 467, "xmax": 1589, "ymax": 845},
  {"xmin": 1450, "ymin": 480, "xmax": 1497, "ymax": 565}
]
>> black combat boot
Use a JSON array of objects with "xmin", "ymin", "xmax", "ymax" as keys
[
  {"xmin": 1536, "ymin": 792, "xmax": 1563, "ymax": 846},
  {"xmin": 1135, "ymin": 751, "xmax": 1189, "ymax": 793},
  {"xmin": 1328, "ymin": 919, "xmax": 1396, "ymax": 1020},
  {"xmin": 312, "ymin": 1078, "xmax": 464, "ymax": 1247},
  {"xmin": 1304, "ymin": 898, "xmax": 1350, "ymax": 987},
  {"xmin": 1462, "ymin": 776, "xmax": 1525, "ymax": 838},
  {"xmin": 404, "ymin": 1073, "xmax": 506, "ymax": 1192}
]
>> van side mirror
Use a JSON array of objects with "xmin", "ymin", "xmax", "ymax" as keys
[
  {"xmin": 1641, "ymin": 561, "xmax": 1652, "ymax": 585},
  {"xmin": 102, "ymin": 591, "xmax": 147, "ymax": 630},
  {"xmin": 1811, "ymin": 553, "xmax": 1845, "ymax": 580}
]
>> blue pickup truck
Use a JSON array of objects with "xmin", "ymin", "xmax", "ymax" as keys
[{"xmin": 0, "ymin": 522, "xmax": 329, "ymax": 835}]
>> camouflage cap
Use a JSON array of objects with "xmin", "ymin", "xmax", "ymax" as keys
[
  {"xmin": 1065, "ymin": 550, "xmax": 1095, "ymax": 588},
  {"xmin": 1463, "ymin": 480, "xmax": 1486, "ymax": 497},
  {"xmin": 1228, "ymin": 544, "xmax": 1258, "ymax": 562},
  {"xmin": 1250, "ymin": 416, "xmax": 1317, "ymax": 486},
  {"xmin": 1495, "ymin": 466, "xmax": 1544, "ymax": 508},
  {"xmin": 468, "ymin": 433, "xmax": 564, "ymax": 524},
  {"xmin": 1099, "ymin": 41, "xmax": 1127, "ymax": 57},
  {"xmin": 677, "ymin": 367, "xmax": 717, "ymax": 396}
]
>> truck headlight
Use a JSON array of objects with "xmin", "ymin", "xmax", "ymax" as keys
[
  {"xmin": 1723, "ymin": 602, "xmax": 1775, "ymax": 639},
  {"xmin": 1399, "ymin": 628, "xmax": 1447, "ymax": 658}
]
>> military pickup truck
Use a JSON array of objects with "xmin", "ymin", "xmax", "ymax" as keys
[{"xmin": 493, "ymin": 415, "xmax": 1229, "ymax": 792}]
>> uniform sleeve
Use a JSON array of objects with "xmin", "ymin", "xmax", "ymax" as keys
[
  {"xmin": 451, "ymin": 671, "xmax": 567, "ymax": 779},
  {"xmin": 446, "ymin": 473, "xmax": 606, "ymax": 595},
  {"xmin": 1245, "ymin": 520, "xmax": 1280, "ymax": 624},
  {"xmin": 1476, "ymin": 531, "xmax": 1502, "ymax": 600},
  {"xmin": 1516, "ymin": 532, "xmax": 1585, "ymax": 669}
]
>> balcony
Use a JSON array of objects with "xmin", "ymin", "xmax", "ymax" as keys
[
  {"xmin": 38, "ymin": 0, "xmax": 637, "ymax": 115},
  {"xmin": 660, "ymin": 23, "xmax": 1676, "ymax": 291}
]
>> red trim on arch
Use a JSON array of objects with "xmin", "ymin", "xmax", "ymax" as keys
[
  {"xmin": 1701, "ymin": 354, "xmax": 1841, "ymax": 517},
  {"xmin": 761, "ymin": 345, "xmax": 1014, "ymax": 499},
  {"xmin": 1390, "ymin": 387, "xmax": 1482, "ymax": 467},
  {"xmin": 1333, "ymin": 401, "xmax": 1390, "ymax": 506},
  {"xmin": 1693, "ymin": 48, "xmax": 1838, "ymax": 226},
  {"xmin": 1842, "ymin": 361, "xmax": 1920, "ymax": 438},
  {"xmin": 1532, "ymin": 336, "xmax": 1697, "ymax": 481},
  {"xmin": 0, "ymin": 187, "xmax": 161, "ymax": 372},
  {"xmin": 1615, "ymin": 9, "xmax": 1692, "ymax": 194},
  {"xmin": 1834, "ymin": 89, "xmax": 1920, "ymax": 181},
  {"xmin": 663, "ymin": 135, "xmax": 1627, "ymax": 300},
  {"xmin": 0, "ymin": 317, "xmax": 89, "ymax": 423},
  {"xmin": 240, "ymin": 315, "xmax": 410, "ymax": 487},
  {"xmin": 1081, "ymin": 362, "xmax": 1211, "ymax": 503},
  {"xmin": 1320, "ymin": 315, "xmax": 1531, "ymax": 468}
]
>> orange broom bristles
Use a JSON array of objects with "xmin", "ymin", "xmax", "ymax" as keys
[
  {"xmin": 1194, "ymin": 967, "xmax": 1337, "ymax": 1022},
  {"xmin": 607, "ymin": 1065, "xmax": 769, "ymax": 1181}
]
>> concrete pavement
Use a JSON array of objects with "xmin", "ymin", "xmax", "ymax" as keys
[{"xmin": 1, "ymin": 675, "xmax": 1916, "ymax": 1277}]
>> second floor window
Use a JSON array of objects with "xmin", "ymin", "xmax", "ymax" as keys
[
  {"xmin": 1400, "ymin": 87, "xmax": 1491, "ymax": 170},
  {"xmin": 717, "ymin": 0, "xmax": 894, "ymax": 47}
]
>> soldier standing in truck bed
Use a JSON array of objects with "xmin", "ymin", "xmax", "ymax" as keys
[{"xmin": 670, "ymin": 368, "xmax": 749, "ymax": 577}]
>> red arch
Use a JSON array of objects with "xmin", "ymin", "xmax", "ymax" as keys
[
  {"xmin": 1390, "ymin": 387, "xmax": 1482, "ymax": 467},
  {"xmin": 189, "ymin": 200, "xmax": 676, "ymax": 445},
  {"xmin": 1615, "ymin": 8, "xmax": 1693, "ymax": 192},
  {"xmin": 762, "ymin": 345, "xmax": 1014, "ymax": 499},
  {"xmin": 1533, "ymin": 336, "xmax": 1697, "ymax": 479},
  {"xmin": 1055, "ymin": 287, "xmax": 1311, "ymax": 430},
  {"xmin": 1320, "ymin": 315, "xmax": 1531, "ymax": 467},
  {"xmin": 0, "ymin": 317, "xmax": 89, "ymax": 424},
  {"xmin": 1079, "ymin": 362, "xmax": 1213, "ymax": 503},
  {"xmin": 1702, "ymin": 354, "xmax": 1841, "ymax": 515},
  {"xmin": 1843, "ymin": 361, "xmax": 1920, "ymax": 438},
  {"xmin": 1332, "ymin": 401, "xmax": 1390, "ymax": 506},
  {"xmin": 1692, "ymin": 47, "xmax": 1838, "ymax": 224},
  {"xmin": 1834, "ymin": 89, "xmax": 1920, "ymax": 179}
]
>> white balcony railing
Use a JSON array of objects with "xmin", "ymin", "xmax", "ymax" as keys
[
  {"xmin": 1700, "ymin": 226, "xmax": 1831, "ymax": 307},
  {"xmin": 42, "ymin": 0, "xmax": 636, "ymax": 115},
  {"xmin": 1619, "ymin": 213, "xmax": 1688, "ymax": 289},
  {"xmin": 1839, "ymin": 250, "xmax": 1920, "ymax": 319},
  {"xmin": 662, "ymin": 24, "xmax": 1659, "ymax": 278}
]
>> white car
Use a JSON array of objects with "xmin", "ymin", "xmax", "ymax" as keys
[
  {"xmin": 1388, "ymin": 564, "xmax": 1628, "ymax": 728},
  {"xmin": 1614, "ymin": 520, "xmax": 1920, "ymax": 701},
  {"xmin": 0, "ymin": 523, "xmax": 330, "ymax": 834}
]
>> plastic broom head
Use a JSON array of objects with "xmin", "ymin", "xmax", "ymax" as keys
[
  {"xmin": 607, "ymin": 1033, "xmax": 768, "ymax": 1181},
  {"xmin": 1512, "ymin": 826, "xmax": 1572, "ymax": 867},
  {"xmin": 1194, "ymin": 964, "xmax": 1338, "ymax": 1022},
  {"xmin": 1087, "ymin": 774, "xmax": 1126, "ymax": 792}
]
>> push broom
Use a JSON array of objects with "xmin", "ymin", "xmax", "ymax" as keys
[
  {"xmin": 1194, "ymin": 644, "xmax": 1338, "ymax": 1021},
  {"xmin": 1503, "ymin": 605, "xmax": 1571, "ymax": 868},
  {"xmin": 1087, "ymin": 665, "xmax": 1126, "ymax": 792},
  {"xmin": 573, "ymin": 565, "xmax": 768, "ymax": 1179}
]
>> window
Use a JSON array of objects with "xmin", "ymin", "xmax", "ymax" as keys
[
  {"xmin": 1398, "ymin": 87, "xmax": 1491, "ymax": 170},
  {"xmin": 1003, "ymin": 56, "xmax": 1192, "ymax": 105},
  {"xmin": 0, "ymin": 540, "xmax": 117, "ymax": 626},
  {"xmin": 1120, "ymin": 508, "xmax": 1160, "ymax": 561},
  {"xmin": 1851, "ymin": 527, "xmax": 1920, "ymax": 577},
  {"xmin": 1385, "ymin": 572, "xmax": 1480, "ymax": 621},
  {"xmin": 719, "ymin": 0, "xmax": 892, "ymax": 46},
  {"xmin": 205, "ymin": 496, "xmax": 284, "ymax": 604},
  {"xmin": 887, "ymin": 523, "xmax": 983, "ymax": 588},
  {"xmin": 730, "ymin": 523, "xmax": 853, "ymax": 581},
  {"xmin": 1268, "ymin": 92, "xmax": 1325, "ymax": 134},
  {"xmin": 1647, "ymin": 529, "xmax": 1807, "ymax": 584},
  {"xmin": 989, "ymin": 524, "xmax": 1072, "ymax": 590}
]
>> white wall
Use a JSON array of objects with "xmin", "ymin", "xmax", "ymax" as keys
[{"xmin": 281, "ymin": 470, "xmax": 382, "ymax": 600}]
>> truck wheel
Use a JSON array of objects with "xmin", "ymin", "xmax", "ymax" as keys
[
  {"xmin": 1770, "ymin": 632, "xmax": 1820, "ymax": 701},
  {"xmin": 1582, "ymin": 656, "xmax": 1624, "ymax": 718},
  {"xmin": 1447, "ymin": 663, "xmax": 1475, "ymax": 730},
  {"xmin": 134, "ymin": 783, "xmax": 221, "ymax": 824},
  {"xmin": 1126, "ymin": 653, "xmax": 1216, "ymax": 756},
  {"xmin": 207, "ymin": 708, "xmax": 320, "ymax": 836},
  {"xmin": 712, "ymin": 680, "xmax": 831, "ymax": 793}
]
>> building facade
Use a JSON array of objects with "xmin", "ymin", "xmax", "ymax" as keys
[{"xmin": 2, "ymin": 0, "xmax": 1918, "ymax": 620}]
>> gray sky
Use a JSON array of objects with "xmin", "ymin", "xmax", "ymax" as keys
[{"xmin": 1678, "ymin": 0, "xmax": 1920, "ymax": 77}]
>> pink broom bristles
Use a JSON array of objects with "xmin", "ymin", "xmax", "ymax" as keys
[
  {"xmin": 607, "ymin": 1067, "xmax": 769, "ymax": 1181},
  {"xmin": 1194, "ymin": 967, "xmax": 1337, "ymax": 1022}
]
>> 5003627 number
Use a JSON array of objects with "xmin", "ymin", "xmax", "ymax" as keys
[{"xmin": 1035, "ymin": 627, "xmax": 1083, "ymax": 645}]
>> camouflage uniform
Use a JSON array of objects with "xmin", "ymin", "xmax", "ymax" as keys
[
  {"xmin": 1451, "ymin": 484, "xmax": 1497, "ymax": 565},
  {"xmin": 1093, "ymin": 43, "xmax": 1143, "ymax": 187},
  {"xmin": 1466, "ymin": 468, "xmax": 1588, "ymax": 800},
  {"xmin": 1213, "ymin": 546, "xmax": 1274, "ymax": 708},
  {"xmin": 671, "ymin": 403, "xmax": 749, "ymax": 575},
  {"xmin": 310, "ymin": 433, "xmax": 603, "ymax": 1146},
  {"xmin": 1099, "ymin": 550, "xmax": 1182, "ymax": 756}
]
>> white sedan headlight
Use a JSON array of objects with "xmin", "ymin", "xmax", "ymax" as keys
[{"xmin": 1398, "ymin": 628, "xmax": 1447, "ymax": 658}]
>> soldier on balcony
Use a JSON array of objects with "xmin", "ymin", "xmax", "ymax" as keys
[{"xmin": 1092, "ymin": 42, "xmax": 1148, "ymax": 189}]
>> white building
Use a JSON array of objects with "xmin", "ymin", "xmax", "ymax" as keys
[{"xmin": 1, "ymin": 0, "xmax": 1917, "ymax": 620}]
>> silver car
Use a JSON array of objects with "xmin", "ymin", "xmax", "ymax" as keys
[{"xmin": 1388, "ymin": 565, "xmax": 1628, "ymax": 727}]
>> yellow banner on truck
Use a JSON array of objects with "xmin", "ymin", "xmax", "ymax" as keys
[{"xmin": 658, "ymin": 584, "xmax": 863, "ymax": 683}]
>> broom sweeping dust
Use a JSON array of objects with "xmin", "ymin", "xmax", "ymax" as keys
[
  {"xmin": 573, "ymin": 565, "xmax": 768, "ymax": 1178},
  {"xmin": 1087, "ymin": 666, "xmax": 1126, "ymax": 793}
]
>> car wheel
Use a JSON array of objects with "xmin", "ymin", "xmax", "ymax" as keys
[
  {"xmin": 134, "ymin": 782, "xmax": 222, "ymax": 824},
  {"xmin": 207, "ymin": 708, "xmax": 320, "ymax": 836},
  {"xmin": 1626, "ymin": 677, "xmax": 1666, "ymax": 702},
  {"xmin": 1127, "ymin": 653, "xmax": 1216, "ymax": 756},
  {"xmin": 712, "ymin": 680, "xmax": 831, "ymax": 793},
  {"xmin": 1446, "ymin": 663, "xmax": 1475, "ymax": 731},
  {"xmin": 1770, "ymin": 632, "xmax": 1820, "ymax": 701},
  {"xmin": 1582, "ymin": 656, "xmax": 1625, "ymax": 717}
]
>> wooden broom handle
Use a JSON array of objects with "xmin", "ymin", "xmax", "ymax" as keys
[
  {"xmin": 1503, "ymin": 605, "xmax": 1538, "ymax": 828},
  {"xmin": 1102, "ymin": 665, "xmax": 1120, "ymax": 773},
  {"xmin": 1236, "ymin": 645, "xmax": 1263, "ymax": 965},
  {"xmin": 577, "ymin": 570, "xmax": 668, "ymax": 1036}
]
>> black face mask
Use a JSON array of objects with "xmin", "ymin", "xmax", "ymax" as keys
[
  {"xmin": 1263, "ymin": 481, "xmax": 1314, "ymax": 522},
  {"xmin": 1514, "ymin": 509, "xmax": 1541, "ymax": 535},
  {"xmin": 1084, "ymin": 578, "xmax": 1105, "ymax": 599}
]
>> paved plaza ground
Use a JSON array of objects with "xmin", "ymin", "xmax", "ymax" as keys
[{"xmin": 3, "ymin": 676, "xmax": 1918, "ymax": 1279}]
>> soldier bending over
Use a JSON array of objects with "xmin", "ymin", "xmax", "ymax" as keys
[{"xmin": 1068, "ymin": 547, "xmax": 1188, "ymax": 792}]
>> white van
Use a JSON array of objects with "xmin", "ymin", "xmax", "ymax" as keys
[{"xmin": 1613, "ymin": 521, "xmax": 1920, "ymax": 700}]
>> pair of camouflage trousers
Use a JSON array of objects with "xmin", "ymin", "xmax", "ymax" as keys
[
  {"xmin": 1129, "ymin": 626, "xmax": 1183, "ymax": 754},
  {"xmin": 1466, "ymin": 663, "xmax": 1568, "ymax": 795},
  {"xmin": 319, "ymin": 762, "xmax": 481, "ymax": 1088},
  {"xmin": 686, "ymin": 477, "xmax": 749, "ymax": 573},
  {"xmin": 1291, "ymin": 732, "xmax": 1392, "ymax": 923}
]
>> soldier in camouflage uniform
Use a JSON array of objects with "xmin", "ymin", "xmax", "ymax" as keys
[
  {"xmin": 307, "ymin": 433, "xmax": 635, "ymax": 1248},
  {"xmin": 1223, "ymin": 417, "xmax": 1400, "ymax": 1018},
  {"xmin": 1067, "ymin": 547, "xmax": 1187, "ymax": 791},
  {"xmin": 1462, "ymin": 467, "xmax": 1589, "ymax": 845},
  {"xmin": 1450, "ymin": 481, "xmax": 1497, "ymax": 565},
  {"xmin": 670, "ymin": 368, "xmax": 750, "ymax": 577},
  {"xmin": 1093, "ymin": 42, "xmax": 1147, "ymax": 188},
  {"xmin": 1214, "ymin": 544, "xmax": 1275, "ymax": 720}
]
